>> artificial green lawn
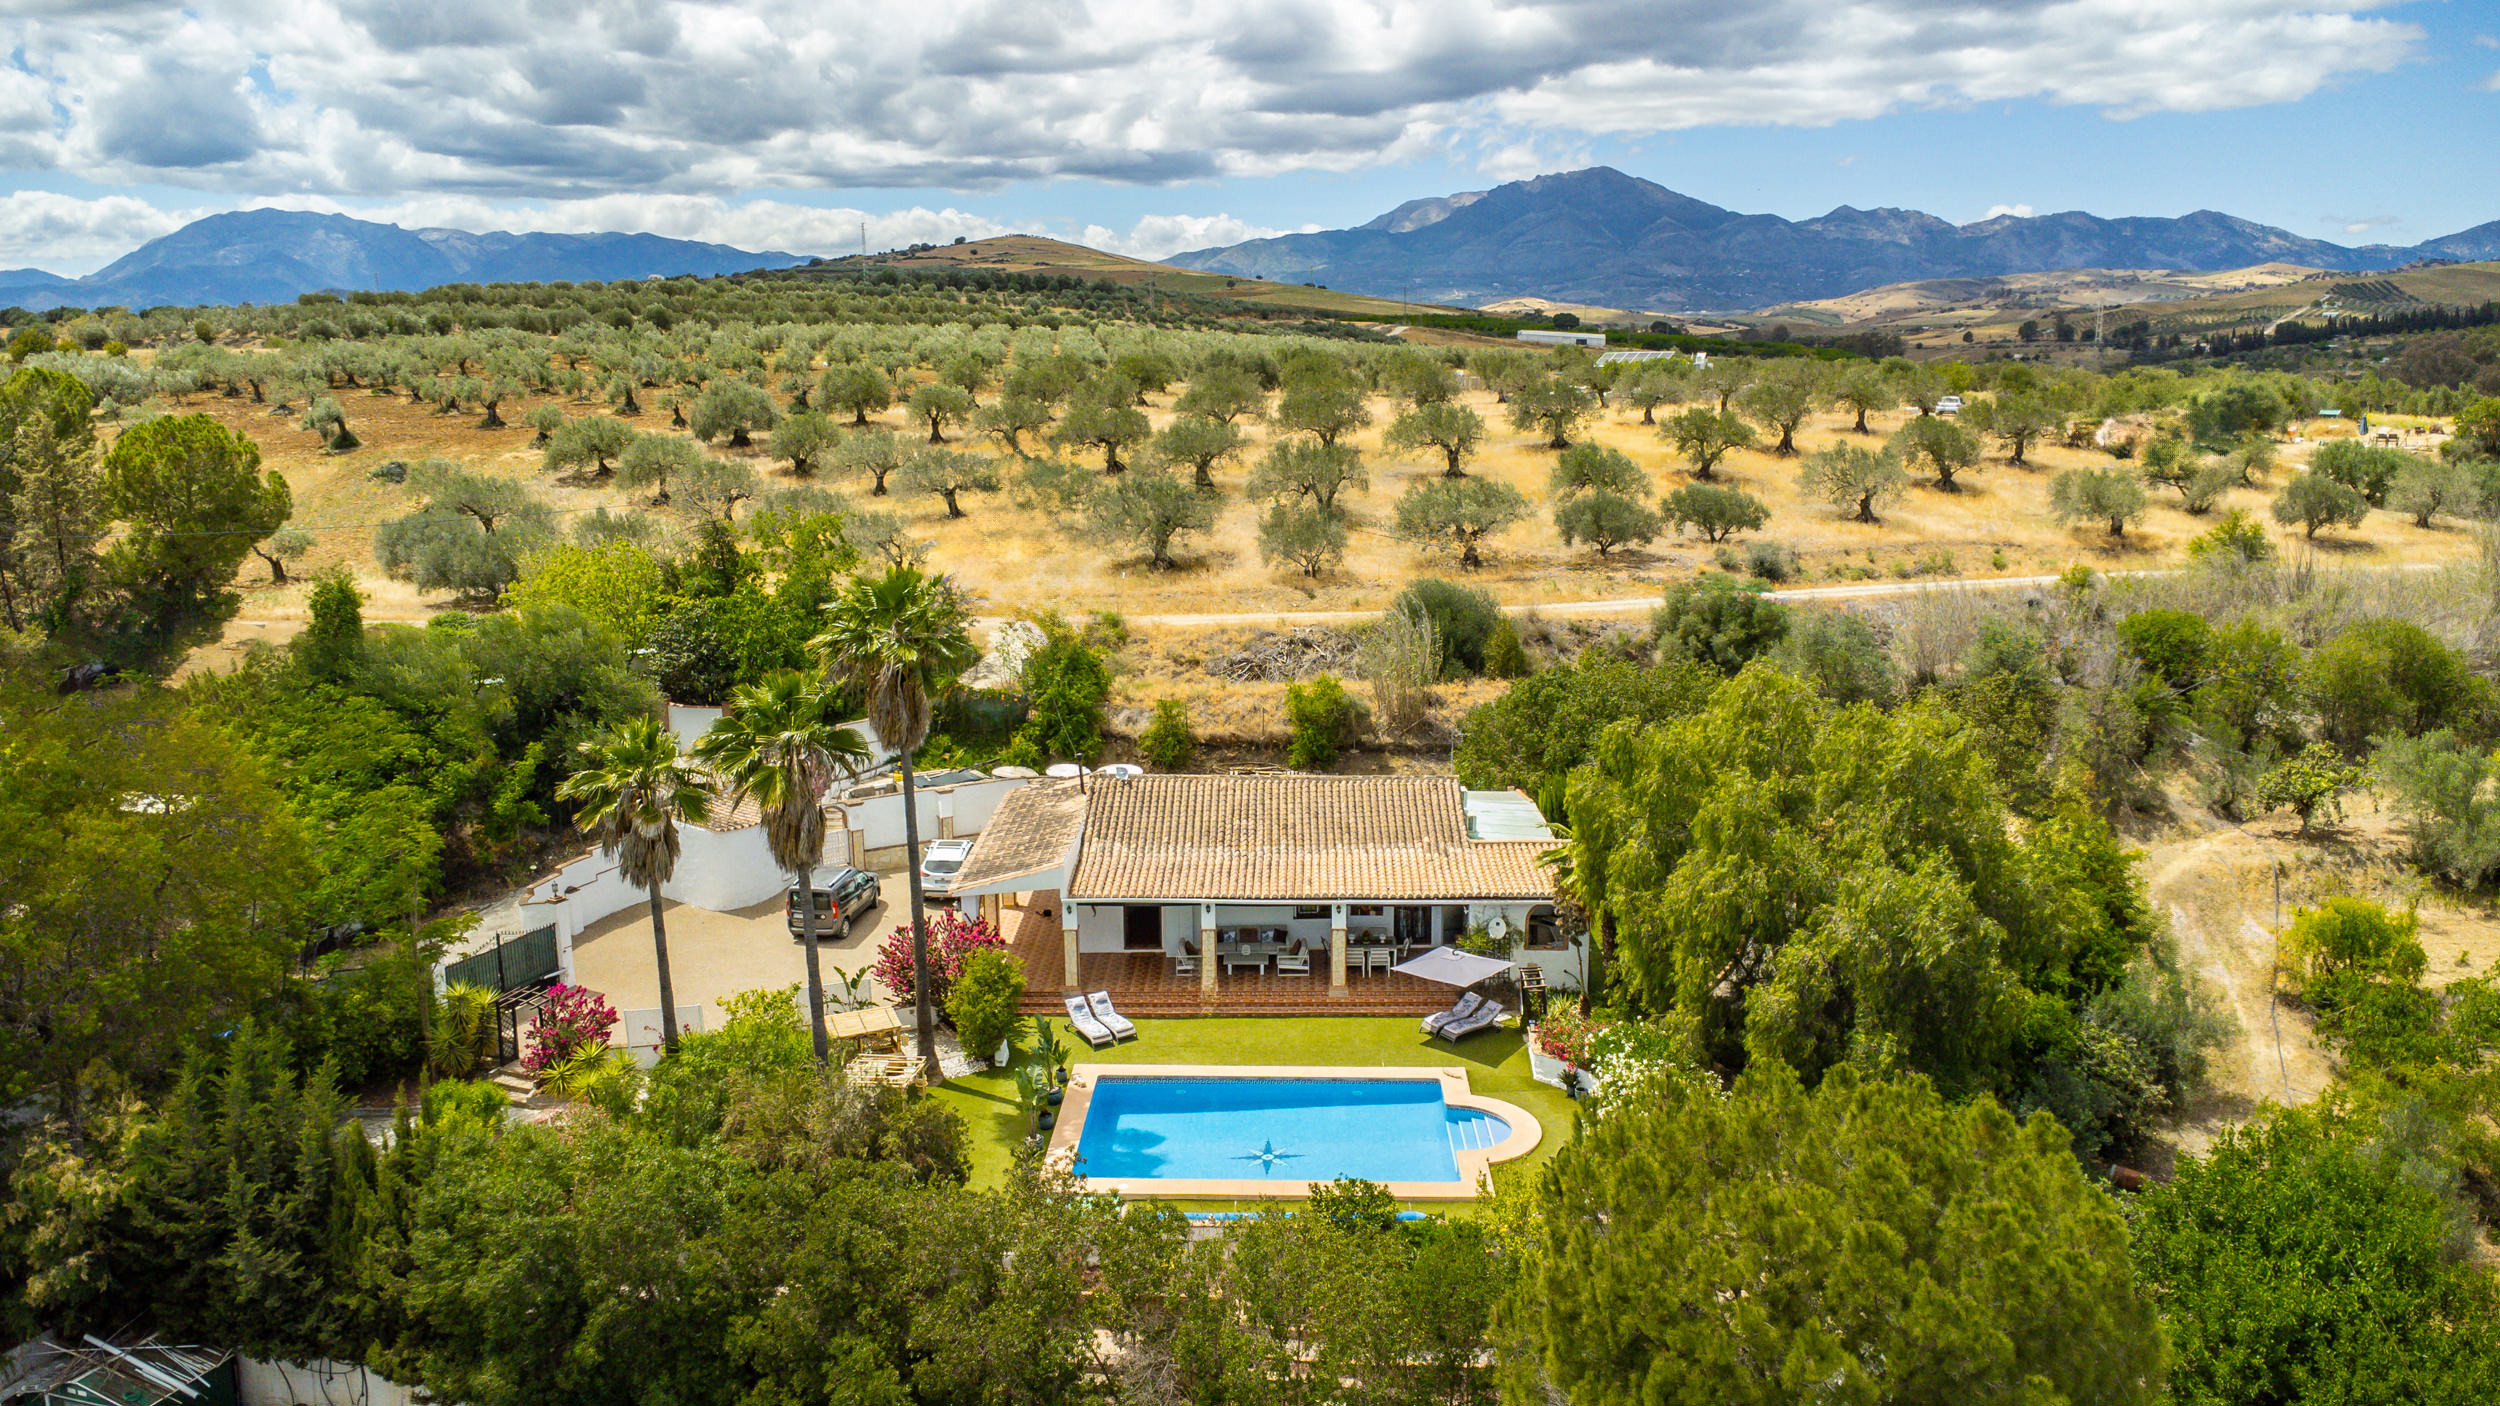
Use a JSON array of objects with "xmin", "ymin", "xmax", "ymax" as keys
[{"xmin": 925, "ymin": 1016, "xmax": 1579, "ymax": 1210}]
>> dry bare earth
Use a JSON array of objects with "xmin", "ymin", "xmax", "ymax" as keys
[{"xmin": 2140, "ymin": 788, "xmax": 2500, "ymax": 1166}]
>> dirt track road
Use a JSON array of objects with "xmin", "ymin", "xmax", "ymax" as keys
[{"xmin": 1123, "ymin": 573, "xmax": 2080, "ymax": 629}]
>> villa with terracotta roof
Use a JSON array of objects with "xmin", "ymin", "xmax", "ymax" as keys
[{"xmin": 947, "ymin": 773, "xmax": 1574, "ymax": 1016}]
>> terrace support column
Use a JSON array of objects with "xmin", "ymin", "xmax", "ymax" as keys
[
  {"xmin": 1200, "ymin": 901, "xmax": 1219, "ymax": 1000},
  {"xmin": 1329, "ymin": 901, "xmax": 1349, "ymax": 999},
  {"xmin": 1062, "ymin": 906, "xmax": 1082, "ymax": 992}
]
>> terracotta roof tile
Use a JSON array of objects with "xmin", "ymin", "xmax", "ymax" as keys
[
  {"xmin": 951, "ymin": 779, "xmax": 1088, "ymax": 891},
  {"xmin": 1067, "ymin": 774, "xmax": 1555, "ymax": 902}
]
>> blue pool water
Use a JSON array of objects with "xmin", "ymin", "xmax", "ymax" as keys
[{"xmin": 1073, "ymin": 1076, "xmax": 1510, "ymax": 1183}]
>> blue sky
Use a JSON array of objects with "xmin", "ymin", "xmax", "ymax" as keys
[{"xmin": 0, "ymin": 1, "xmax": 2492, "ymax": 275}]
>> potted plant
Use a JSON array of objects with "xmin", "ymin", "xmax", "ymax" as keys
[
  {"xmin": 1015, "ymin": 1062, "xmax": 1055, "ymax": 1132},
  {"xmin": 1032, "ymin": 1015, "xmax": 1070, "ymax": 1104}
]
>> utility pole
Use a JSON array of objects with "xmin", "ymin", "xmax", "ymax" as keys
[{"xmin": 860, "ymin": 221, "xmax": 868, "ymax": 259}]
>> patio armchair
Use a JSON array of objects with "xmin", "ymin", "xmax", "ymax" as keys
[
  {"xmin": 1064, "ymin": 994, "xmax": 1117, "ymax": 1049},
  {"xmin": 1435, "ymin": 999, "xmax": 1505, "ymax": 1043},
  {"xmin": 1275, "ymin": 939, "xmax": 1310, "ymax": 976},
  {"xmin": 1420, "ymin": 992, "xmax": 1483, "ymax": 1038},
  {"xmin": 1085, "ymin": 991, "xmax": 1138, "ymax": 1042},
  {"xmin": 1175, "ymin": 939, "xmax": 1199, "ymax": 977}
]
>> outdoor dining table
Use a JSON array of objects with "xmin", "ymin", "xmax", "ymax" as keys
[
  {"xmin": 1218, "ymin": 940, "xmax": 1281, "ymax": 974},
  {"xmin": 826, "ymin": 1004, "xmax": 903, "ymax": 1049}
]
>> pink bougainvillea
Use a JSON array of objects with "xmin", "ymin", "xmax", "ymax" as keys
[
  {"xmin": 1531, "ymin": 1006, "xmax": 1608, "ymax": 1068},
  {"xmin": 869, "ymin": 908, "xmax": 1008, "ymax": 1009},
  {"xmin": 522, "ymin": 983, "xmax": 619, "ymax": 1074}
]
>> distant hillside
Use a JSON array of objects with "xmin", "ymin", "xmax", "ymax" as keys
[
  {"xmin": 1168, "ymin": 167, "xmax": 2500, "ymax": 313},
  {"xmin": 825, "ymin": 234, "xmax": 1463, "ymax": 319},
  {"xmin": 0, "ymin": 209, "xmax": 811, "ymax": 311}
]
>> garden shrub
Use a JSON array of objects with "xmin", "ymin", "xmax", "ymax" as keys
[
  {"xmin": 1137, "ymin": 697, "xmax": 1197, "ymax": 769},
  {"xmin": 1653, "ymin": 576, "xmax": 1790, "ymax": 674},
  {"xmin": 1391, "ymin": 577, "xmax": 1501, "ymax": 676},
  {"xmin": 1285, "ymin": 675, "xmax": 1361, "ymax": 770},
  {"xmin": 2281, "ymin": 897, "xmax": 2425, "ymax": 1003},
  {"xmin": 946, "ymin": 948, "xmax": 1028, "ymax": 1058},
  {"xmin": 1481, "ymin": 619, "xmax": 1530, "ymax": 679},
  {"xmin": 523, "ymin": 983, "xmax": 619, "ymax": 1074}
]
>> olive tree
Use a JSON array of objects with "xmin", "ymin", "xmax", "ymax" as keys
[
  {"xmin": 617, "ymin": 433, "xmax": 708, "ymax": 505},
  {"xmin": 544, "ymin": 415, "xmax": 633, "ymax": 477},
  {"xmin": 1394, "ymin": 476, "xmax": 1530, "ymax": 568},
  {"xmin": 906, "ymin": 382, "xmax": 975, "ymax": 444},
  {"xmin": 690, "ymin": 379, "xmax": 779, "ymax": 448},
  {"xmin": 833, "ymin": 428, "xmax": 906, "ymax": 496},
  {"xmin": 1548, "ymin": 443, "xmax": 1649, "ymax": 498},
  {"xmin": 1662, "ymin": 406, "xmax": 1756, "ymax": 481},
  {"xmin": 972, "ymin": 393, "xmax": 1052, "ymax": 457},
  {"xmin": 895, "ymin": 447, "xmax": 1001, "ymax": 518},
  {"xmin": 1737, "ymin": 361, "xmax": 1822, "ymax": 455},
  {"xmin": 373, "ymin": 463, "xmax": 555, "ymax": 600},
  {"xmin": 1968, "ymin": 391, "xmax": 2060, "ymax": 466},
  {"xmin": 768, "ymin": 409, "xmax": 839, "ymax": 477},
  {"xmin": 1663, "ymin": 483, "xmax": 1769, "ymax": 542},
  {"xmin": 1248, "ymin": 440, "xmax": 1368, "ymax": 514},
  {"xmin": 2271, "ymin": 470, "xmax": 2368, "ymax": 539},
  {"xmin": 1798, "ymin": 442, "xmax": 1907, "ymax": 522},
  {"xmin": 2049, "ymin": 467, "xmax": 2149, "ymax": 537},
  {"xmin": 1554, "ymin": 490, "xmax": 1664, "ymax": 556},
  {"xmin": 1889, "ymin": 414, "xmax": 1983, "ymax": 491},
  {"xmin": 1152, "ymin": 415, "xmax": 1244, "ymax": 488},
  {"xmin": 1049, "ymin": 379, "xmax": 1151, "ymax": 470},
  {"xmin": 1086, "ymin": 466, "xmax": 1219, "ymax": 568},
  {"xmin": 1384, "ymin": 401, "xmax": 1487, "ymax": 476},
  {"xmin": 1507, "ymin": 374, "xmax": 1594, "ymax": 449},
  {"xmin": 1258, "ymin": 502, "xmax": 1348, "ymax": 577},
  {"xmin": 819, "ymin": 363, "xmax": 893, "ymax": 425}
]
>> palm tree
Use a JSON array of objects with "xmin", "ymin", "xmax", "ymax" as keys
[
  {"xmin": 556, "ymin": 716, "xmax": 715, "ymax": 1054},
  {"xmin": 693, "ymin": 670, "xmax": 869, "ymax": 1064},
  {"xmin": 811, "ymin": 565, "xmax": 979, "ymax": 1083}
]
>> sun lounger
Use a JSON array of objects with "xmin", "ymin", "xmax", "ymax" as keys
[
  {"xmin": 1421, "ymin": 992, "xmax": 1483, "ymax": 1038},
  {"xmin": 1085, "ymin": 991, "xmax": 1138, "ymax": 1042},
  {"xmin": 1065, "ymin": 994, "xmax": 1117, "ymax": 1048},
  {"xmin": 1436, "ymin": 999, "xmax": 1504, "ymax": 1043}
]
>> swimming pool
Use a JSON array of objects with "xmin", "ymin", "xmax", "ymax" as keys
[{"xmin": 1052, "ymin": 1066, "xmax": 1540, "ymax": 1199}]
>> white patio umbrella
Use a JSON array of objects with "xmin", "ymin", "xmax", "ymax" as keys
[{"xmin": 1390, "ymin": 945, "xmax": 1513, "ymax": 988}]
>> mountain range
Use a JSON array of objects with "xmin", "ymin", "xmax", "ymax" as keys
[
  {"xmin": 1168, "ymin": 167, "xmax": 2500, "ymax": 313},
  {"xmin": 0, "ymin": 209, "xmax": 809, "ymax": 312}
]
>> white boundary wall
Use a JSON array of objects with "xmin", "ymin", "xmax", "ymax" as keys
[
  {"xmin": 240, "ymin": 1359, "xmax": 434, "ymax": 1406},
  {"xmin": 506, "ymin": 775, "xmax": 1035, "ymax": 984}
]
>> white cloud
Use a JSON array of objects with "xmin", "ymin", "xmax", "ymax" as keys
[
  {"xmin": 1078, "ymin": 213, "xmax": 1310, "ymax": 260},
  {"xmin": 0, "ymin": 188, "xmax": 1327, "ymax": 276},
  {"xmin": 1984, "ymin": 202, "xmax": 2034, "ymax": 220},
  {"xmin": 0, "ymin": 190, "xmax": 1033, "ymax": 275},
  {"xmin": 2482, "ymin": 69, "xmax": 2500, "ymax": 93},
  {"xmin": 0, "ymin": 191, "xmax": 195, "ymax": 272},
  {"xmin": 0, "ymin": 1, "xmax": 2429, "ymax": 202}
]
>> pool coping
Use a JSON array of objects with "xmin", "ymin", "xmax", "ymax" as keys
[{"xmin": 1046, "ymin": 1063, "xmax": 1543, "ymax": 1201}]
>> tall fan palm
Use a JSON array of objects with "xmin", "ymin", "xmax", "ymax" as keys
[
  {"xmin": 556, "ymin": 716, "xmax": 715, "ymax": 1054},
  {"xmin": 811, "ymin": 565, "xmax": 980, "ymax": 1083},
  {"xmin": 693, "ymin": 670, "xmax": 869, "ymax": 1064}
]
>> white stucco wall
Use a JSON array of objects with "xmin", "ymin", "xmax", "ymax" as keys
[{"xmin": 240, "ymin": 1358, "xmax": 431, "ymax": 1406}]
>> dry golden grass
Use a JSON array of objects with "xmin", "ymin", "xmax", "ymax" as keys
[{"xmin": 181, "ymin": 377, "xmax": 2482, "ymax": 678}]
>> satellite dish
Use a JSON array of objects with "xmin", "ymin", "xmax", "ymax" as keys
[{"xmin": 1486, "ymin": 914, "xmax": 1509, "ymax": 942}]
